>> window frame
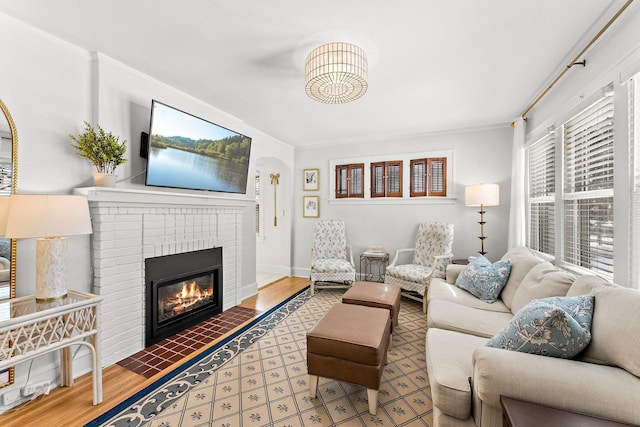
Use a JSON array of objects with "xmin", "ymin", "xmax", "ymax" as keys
[
  {"xmin": 560, "ymin": 94, "xmax": 615, "ymax": 279},
  {"xmin": 526, "ymin": 134, "xmax": 556, "ymax": 257},
  {"xmin": 335, "ymin": 163, "xmax": 365, "ymax": 199},
  {"xmin": 370, "ymin": 160, "xmax": 403, "ymax": 198},
  {"xmin": 329, "ymin": 150, "xmax": 454, "ymax": 205},
  {"xmin": 525, "ymin": 91, "xmax": 615, "ymax": 279}
]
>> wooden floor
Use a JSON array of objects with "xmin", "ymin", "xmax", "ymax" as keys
[{"xmin": 0, "ymin": 276, "xmax": 309, "ymax": 427}]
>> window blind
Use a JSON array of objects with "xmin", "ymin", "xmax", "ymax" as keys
[
  {"xmin": 562, "ymin": 95, "xmax": 614, "ymax": 277},
  {"xmin": 527, "ymin": 134, "xmax": 555, "ymax": 255}
]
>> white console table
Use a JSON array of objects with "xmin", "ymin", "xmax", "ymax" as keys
[{"xmin": 0, "ymin": 289, "xmax": 103, "ymax": 404}]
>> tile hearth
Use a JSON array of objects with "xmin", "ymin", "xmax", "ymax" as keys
[{"xmin": 117, "ymin": 306, "xmax": 258, "ymax": 378}]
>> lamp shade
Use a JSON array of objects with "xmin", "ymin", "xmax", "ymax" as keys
[
  {"xmin": 465, "ymin": 184, "xmax": 499, "ymax": 207},
  {"xmin": 305, "ymin": 42, "xmax": 368, "ymax": 104},
  {"xmin": 4, "ymin": 195, "xmax": 92, "ymax": 238}
]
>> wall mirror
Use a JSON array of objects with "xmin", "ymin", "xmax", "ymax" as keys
[{"xmin": 0, "ymin": 98, "xmax": 18, "ymax": 389}]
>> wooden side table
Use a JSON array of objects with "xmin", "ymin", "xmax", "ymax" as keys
[
  {"xmin": 0, "ymin": 289, "xmax": 103, "ymax": 405},
  {"xmin": 500, "ymin": 396, "xmax": 637, "ymax": 427},
  {"xmin": 452, "ymin": 259, "xmax": 470, "ymax": 265}
]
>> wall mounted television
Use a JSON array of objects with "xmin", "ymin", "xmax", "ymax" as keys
[{"xmin": 145, "ymin": 100, "xmax": 252, "ymax": 194}]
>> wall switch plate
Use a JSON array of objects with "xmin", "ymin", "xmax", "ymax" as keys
[
  {"xmin": 22, "ymin": 380, "xmax": 50, "ymax": 397},
  {"xmin": 2, "ymin": 388, "xmax": 20, "ymax": 405}
]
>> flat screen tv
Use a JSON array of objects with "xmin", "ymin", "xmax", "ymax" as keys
[{"xmin": 145, "ymin": 100, "xmax": 252, "ymax": 194}]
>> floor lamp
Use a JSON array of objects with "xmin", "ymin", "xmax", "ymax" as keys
[
  {"xmin": 4, "ymin": 195, "xmax": 92, "ymax": 301},
  {"xmin": 465, "ymin": 184, "xmax": 499, "ymax": 256}
]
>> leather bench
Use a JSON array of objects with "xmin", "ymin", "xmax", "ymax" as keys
[
  {"xmin": 342, "ymin": 281, "xmax": 400, "ymax": 334},
  {"xmin": 307, "ymin": 302, "xmax": 391, "ymax": 415}
]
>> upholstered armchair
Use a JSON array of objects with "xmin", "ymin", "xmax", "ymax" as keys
[
  {"xmin": 385, "ymin": 222, "xmax": 454, "ymax": 313},
  {"xmin": 310, "ymin": 220, "xmax": 356, "ymax": 295}
]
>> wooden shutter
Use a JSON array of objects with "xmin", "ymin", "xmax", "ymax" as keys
[{"xmin": 427, "ymin": 158, "xmax": 446, "ymax": 197}]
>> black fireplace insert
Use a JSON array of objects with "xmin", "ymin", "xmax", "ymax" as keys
[{"xmin": 145, "ymin": 247, "xmax": 223, "ymax": 346}]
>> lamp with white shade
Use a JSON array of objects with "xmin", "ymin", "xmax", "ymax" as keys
[
  {"xmin": 3, "ymin": 195, "xmax": 92, "ymax": 300},
  {"xmin": 465, "ymin": 184, "xmax": 499, "ymax": 256}
]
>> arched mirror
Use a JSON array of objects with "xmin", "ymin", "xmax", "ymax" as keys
[{"xmin": 0, "ymin": 98, "xmax": 18, "ymax": 389}]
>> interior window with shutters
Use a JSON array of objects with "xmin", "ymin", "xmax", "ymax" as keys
[
  {"xmin": 562, "ymin": 94, "xmax": 614, "ymax": 278},
  {"xmin": 335, "ymin": 163, "xmax": 364, "ymax": 198},
  {"xmin": 410, "ymin": 157, "xmax": 447, "ymax": 197},
  {"xmin": 527, "ymin": 134, "xmax": 555, "ymax": 256},
  {"xmin": 371, "ymin": 161, "xmax": 402, "ymax": 197},
  {"xmin": 427, "ymin": 158, "xmax": 447, "ymax": 196}
]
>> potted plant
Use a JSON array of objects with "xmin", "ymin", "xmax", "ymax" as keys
[{"xmin": 70, "ymin": 121, "xmax": 127, "ymax": 187}]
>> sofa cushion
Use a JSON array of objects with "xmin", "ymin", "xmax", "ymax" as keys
[
  {"xmin": 486, "ymin": 295, "xmax": 594, "ymax": 358},
  {"xmin": 428, "ymin": 279, "xmax": 511, "ymax": 313},
  {"xmin": 445, "ymin": 264, "xmax": 466, "ymax": 284},
  {"xmin": 499, "ymin": 246, "xmax": 546, "ymax": 309},
  {"xmin": 428, "ymin": 299, "xmax": 513, "ymax": 338},
  {"xmin": 566, "ymin": 274, "xmax": 609, "ymax": 297},
  {"xmin": 510, "ymin": 262, "xmax": 575, "ymax": 314},
  {"xmin": 581, "ymin": 285, "xmax": 640, "ymax": 377},
  {"xmin": 426, "ymin": 328, "xmax": 489, "ymax": 419},
  {"xmin": 454, "ymin": 256, "xmax": 511, "ymax": 303}
]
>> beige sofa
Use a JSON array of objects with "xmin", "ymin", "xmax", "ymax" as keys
[{"xmin": 424, "ymin": 246, "xmax": 640, "ymax": 427}]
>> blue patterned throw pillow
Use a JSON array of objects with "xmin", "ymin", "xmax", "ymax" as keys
[
  {"xmin": 486, "ymin": 294, "xmax": 594, "ymax": 358},
  {"xmin": 454, "ymin": 256, "xmax": 511, "ymax": 303}
]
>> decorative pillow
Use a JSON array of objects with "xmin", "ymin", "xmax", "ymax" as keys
[
  {"xmin": 454, "ymin": 256, "xmax": 511, "ymax": 303},
  {"xmin": 486, "ymin": 295, "xmax": 594, "ymax": 358}
]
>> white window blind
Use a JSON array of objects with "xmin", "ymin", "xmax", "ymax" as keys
[
  {"xmin": 562, "ymin": 95, "xmax": 614, "ymax": 277},
  {"xmin": 527, "ymin": 134, "xmax": 555, "ymax": 255},
  {"xmin": 630, "ymin": 75, "xmax": 640, "ymax": 289}
]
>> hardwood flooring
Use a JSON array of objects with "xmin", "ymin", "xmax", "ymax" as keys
[{"xmin": 0, "ymin": 276, "xmax": 309, "ymax": 427}]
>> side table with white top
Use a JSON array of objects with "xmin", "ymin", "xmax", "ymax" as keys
[
  {"xmin": 359, "ymin": 252, "xmax": 390, "ymax": 282},
  {"xmin": 0, "ymin": 289, "xmax": 103, "ymax": 405}
]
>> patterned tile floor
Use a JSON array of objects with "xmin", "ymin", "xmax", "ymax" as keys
[{"xmin": 117, "ymin": 306, "xmax": 259, "ymax": 378}]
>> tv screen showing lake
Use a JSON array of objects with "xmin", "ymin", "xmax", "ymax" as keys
[{"xmin": 146, "ymin": 147, "xmax": 249, "ymax": 193}]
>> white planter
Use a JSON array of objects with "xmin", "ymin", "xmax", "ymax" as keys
[{"xmin": 93, "ymin": 172, "xmax": 117, "ymax": 187}]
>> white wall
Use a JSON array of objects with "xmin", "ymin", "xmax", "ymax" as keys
[
  {"xmin": 0, "ymin": 11, "xmax": 294, "ymax": 410},
  {"xmin": 292, "ymin": 126, "xmax": 513, "ymax": 277},
  {"xmin": 256, "ymin": 156, "xmax": 293, "ymax": 277},
  {"xmin": 524, "ymin": 2, "xmax": 640, "ymax": 286}
]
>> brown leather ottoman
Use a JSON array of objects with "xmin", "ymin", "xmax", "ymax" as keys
[
  {"xmin": 307, "ymin": 303, "xmax": 391, "ymax": 415},
  {"xmin": 342, "ymin": 281, "xmax": 401, "ymax": 332}
]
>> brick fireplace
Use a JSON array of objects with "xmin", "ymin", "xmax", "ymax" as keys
[{"xmin": 76, "ymin": 187, "xmax": 244, "ymax": 367}]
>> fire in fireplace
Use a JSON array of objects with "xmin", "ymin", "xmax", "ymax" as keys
[
  {"xmin": 157, "ymin": 273, "xmax": 214, "ymax": 324},
  {"xmin": 145, "ymin": 247, "xmax": 223, "ymax": 346}
]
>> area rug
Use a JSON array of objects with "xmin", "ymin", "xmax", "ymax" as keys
[{"xmin": 88, "ymin": 288, "xmax": 433, "ymax": 427}]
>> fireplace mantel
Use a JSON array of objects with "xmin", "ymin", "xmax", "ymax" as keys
[{"xmin": 74, "ymin": 186, "xmax": 252, "ymax": 207}]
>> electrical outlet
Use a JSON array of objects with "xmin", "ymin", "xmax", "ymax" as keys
[
  {"xmin": 22, "ymin": 381, "xmax": 50, "ymax": 397},
  {"xmin": 2, "ymin": 388, "xmax": 20, "ymax": 405}
]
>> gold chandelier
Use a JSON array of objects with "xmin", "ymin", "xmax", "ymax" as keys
[{"xmin": 305, "ymin": 42, "xmax": 368, "ymax": 104}]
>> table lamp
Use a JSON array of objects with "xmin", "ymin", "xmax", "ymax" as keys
[
  {"xmin": 465, "ymin": 184, "xmax": 499, "ymax": 256},
  {"xmin": 4, "ymin": 195, "xmax": 92, "ymax": 301}
]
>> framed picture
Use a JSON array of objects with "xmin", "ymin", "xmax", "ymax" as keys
[
  {"xmin": 303, "ymin": 168, "xmax": 319, "ymax": 191},
  {"xmin": 303, "ymin": 196, "xmax": 320, "ymax": 218}
]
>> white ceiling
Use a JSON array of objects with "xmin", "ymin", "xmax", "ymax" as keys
[{"xmin": 0, "ymin": 0, "xmax": 627, "ymax": 147}]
